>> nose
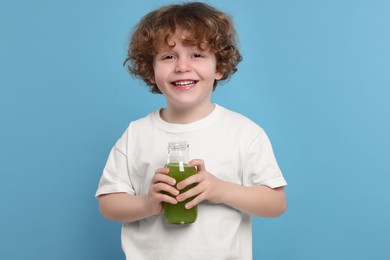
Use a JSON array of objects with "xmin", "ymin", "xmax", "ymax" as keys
[{"xmin": 175, "ymin": 57, "xmax": 191, "ymax": 73}]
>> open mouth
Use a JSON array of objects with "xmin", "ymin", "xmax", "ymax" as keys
[{"xmin": 171, "ymin": 80, "xmax": 198, "ymax": 87}]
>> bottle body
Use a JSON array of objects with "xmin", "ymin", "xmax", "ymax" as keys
[{"xmin": 164, "ymin": 142, "xmax": 197, "ymax": 224}]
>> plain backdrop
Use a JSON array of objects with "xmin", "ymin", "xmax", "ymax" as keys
[{"xmin": 1, "ymin": 0, "xmax": 389, "ymax": 259}]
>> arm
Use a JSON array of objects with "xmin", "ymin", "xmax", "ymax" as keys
[
  {"xmin": 99, "ymin": 193, "xmax": 152, "ymax": 222},
  {"xmin": 98, "ymin": 167, "xmax": 179, "ymax": 222},
  {"xmin": 209, "ymin": 182, "xmax": 286, "ymax": 217},
  {"xmin": 176, "ymin": 159, "xmax": 286, "ymax": 217}
]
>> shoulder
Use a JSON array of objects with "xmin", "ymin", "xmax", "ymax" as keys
[
  {"xmin": 114, "ymin": 110, "xmax": 160, "ymax": 150},
  {"xmin": 128, "ymin": 110, "xmax": 158, "ymax": 128},
  {"xmin": 218, "ymin": 105, "xmax": 264, "ymax": 134}
]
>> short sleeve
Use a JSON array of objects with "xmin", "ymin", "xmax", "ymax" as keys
[
  {"xmin": 95, "ymin": 129, "xmax": 134, "ymax": 197},
  {"xmin": 242, "ymin": 129, "xmax": 287, "ymax": 188}
]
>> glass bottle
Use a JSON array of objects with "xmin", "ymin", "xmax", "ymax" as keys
[{"xmin": 164, "ymin": 141, "xmax": 197, "ymax": 224}]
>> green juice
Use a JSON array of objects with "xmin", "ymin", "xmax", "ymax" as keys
[{"xmin": 164, "ymin": 163, "xmax": 197, "ymax": 224}]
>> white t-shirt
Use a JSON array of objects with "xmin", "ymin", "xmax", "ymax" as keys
[{"xmin": 96, "ymin": 104, "xmax": 287, "ymax": 260}]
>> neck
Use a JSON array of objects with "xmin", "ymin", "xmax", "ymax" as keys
[{"xmin": 160, "ymin": 103, "xmax": 215, "ymax": 124}]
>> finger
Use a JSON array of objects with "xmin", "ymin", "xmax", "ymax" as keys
[
  {"xmin": 176, "ymin": 184, "xmax": 202, "ymax": 202},
  {"xmin": 153, "ymin": 182, "xmax": 179, "ymax": 197},
  {"xmin": 188, "ymin": 159, "xmax": 205, "ymax": 171},
  {"xmin": 155, "ymin": 167, "xmax": 170, "ymax": 175},
  {"xmin": 184, "ymin": 192, "xmax": 206, "ymax": 209},
  {"xmin": 156, "ymin": 192, "xmax": 178, "ymax": 205},
  {"xmin": 153, "ymin": 174, "xmax": 176, "ymax": 186},
  {"xmin": 176, "ymin": 173, "xmax": 203, "ymax": 190},
  {"xmin": 153, "ymin": 170, "xmax": 176, "ymax": 186}
]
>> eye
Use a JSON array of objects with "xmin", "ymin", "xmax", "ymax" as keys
[
  {"xmin": 161, "ymin": 54, "xmax": 175, "ymax": 60},
  {"xmin": 192, "ymin": 52, "xmax": 205, "ymax": 58}
]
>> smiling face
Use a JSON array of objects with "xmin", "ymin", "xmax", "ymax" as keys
[{"xmin": 152, "ymin": 35, "xmax": 223, "ymax": 116}]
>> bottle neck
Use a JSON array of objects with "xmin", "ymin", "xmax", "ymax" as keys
[{"xmin": 167, "ymin": 142, "xmax": 190, "ymax": 164}]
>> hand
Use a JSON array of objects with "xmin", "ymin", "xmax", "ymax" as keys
[
  {"xmin": 147, "ymin": 167, "xmax": 179, "ymax": 216},
  {"xmin": 175, "ymin": 159, "xmax": 225, "ymax": 209}
]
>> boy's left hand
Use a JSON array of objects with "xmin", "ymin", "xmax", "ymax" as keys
[
  {"xmin": 175, "ymin": 159, "xmax": 225, "ymax": 209},
  {"xmin": 175, "ymin": 159, "xmax": 287, "ymax": 217}
]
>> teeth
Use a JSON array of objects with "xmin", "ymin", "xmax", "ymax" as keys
[{"xmin": 173, "ymin": 80, "xmax": 195, "ymax": 86}]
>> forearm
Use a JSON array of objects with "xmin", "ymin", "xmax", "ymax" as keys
[
  {"xmin": 98, "ymin": 193, "xmax": 153, "ymax": 222},
  {"xmin": 219, "ymin": 182, "xmax": 286, "ymax": 217}
]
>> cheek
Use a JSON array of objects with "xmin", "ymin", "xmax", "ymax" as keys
[
  {"xmin": 151, "ymin": 61, "xmax": 162, "ymax": 83},
  {"xmin": 202, "ymin": 66, "xmax": 221, "ymax": 80},
  {"xmin": 152, "ymin": 71, "xmax": 163, "ymax": 84},
  {"xmin": 151, "ymin": 69, "xmax": 170, "ymax": 90},
  {"xmin": 151, "ymin": 67, "xmax": 162, "ymax": 83},
  {"xmin": 153, "ymin": 63, "xmax": 170, "ymax": 79}
]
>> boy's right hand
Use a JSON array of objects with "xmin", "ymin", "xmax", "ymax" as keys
[{"xmin": 147, "ymin": 167, "xmax": 179, "ymax": 216}]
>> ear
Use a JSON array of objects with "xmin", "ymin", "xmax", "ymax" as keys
[
  {"xmin": 215, "ymin": 71, "xmax": 223, "ymax": 81},
  {"xmin": 150, "ymin": 75, "xmax": 156, "ymax": 84}
]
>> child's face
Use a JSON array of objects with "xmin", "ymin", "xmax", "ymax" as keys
[{"xmin": 152, "ymin": 35, "xmax": 223, "ymax": 110}]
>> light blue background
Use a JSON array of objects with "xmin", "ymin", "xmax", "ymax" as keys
[{"xmin": 1, "ymin": 0, "xmax": 389, "ymax": 259}]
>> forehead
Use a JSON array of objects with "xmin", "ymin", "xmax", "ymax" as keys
[{"xmin": 154, "ymin": 29, "xmax": 208, "ymax": 52}]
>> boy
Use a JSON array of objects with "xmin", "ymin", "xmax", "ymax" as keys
[{"xmin": 96, "ymin": 2, "xmax": 287, "ymax": 259}]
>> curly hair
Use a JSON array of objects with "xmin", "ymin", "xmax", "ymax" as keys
[{"xmin": 124, "ymin": 2, "xmax": 243, "ymax": 94}]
